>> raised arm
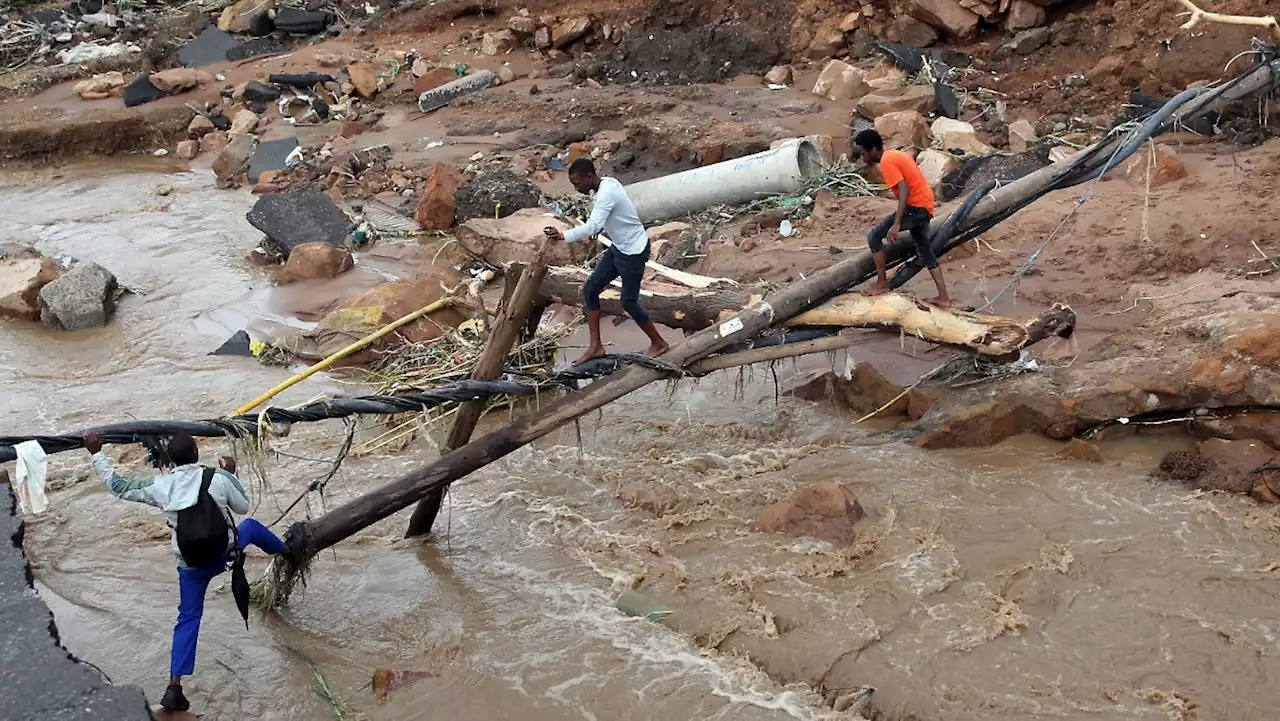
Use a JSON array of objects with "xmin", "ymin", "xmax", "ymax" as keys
[{"xmin": 85, "ymin": 433, "xmax": 162, "ymax": 507}]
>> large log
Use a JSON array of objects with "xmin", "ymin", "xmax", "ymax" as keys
[
  {"xmin": 537, "ymin": 267, "xmax": 1074, "ymax": 356},
  {"xmin": 403, "ymin": 236, "xmax": 556, "ymax": 538},
  {"xmin": 535, "ymin": 266, "xmax": 756, "ymax": 331}
]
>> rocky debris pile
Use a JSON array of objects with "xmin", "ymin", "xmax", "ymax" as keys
[
  {"xmin": 453, "ymin": 170, "xmax": 543, "ymax": 223},
  {"xmin": 573, "ymin": 24, "xmax": 781, "ymax": 86},
  {"xmin": 757, "ymin": 481, "xmax": 866, "ymax": 545},
  {"xmin": 39, "ymin": 261, "xmax": 119, "ymax": 331},
  {"xmin": 1, "ymin": 7, "xmax": 144, "ymax": 71},
  {"xmin": 914, "ymin": 281, "xmax": 1280, "ymax": 450},
  {"xmin": 787, "ymin": 0, "xmax": 1057, "ymax": 60}
]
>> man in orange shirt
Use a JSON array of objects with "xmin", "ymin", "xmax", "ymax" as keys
[{"xmin": 854, "ymin": 129, "xmax": 951, "ymax": 307}]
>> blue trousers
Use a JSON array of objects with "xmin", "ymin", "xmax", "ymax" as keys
[
  {"xmin": 171, "ymin": 517, "xmax": 283, "ymax": 677},
  {"xmin": 582, "ymin": 244, "xmax": 651, "ymax": 325}
]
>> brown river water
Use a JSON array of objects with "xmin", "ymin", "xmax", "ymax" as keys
[{"xmin": 5, "ymin": 164, "xmax": 1280, "ymax": 720}]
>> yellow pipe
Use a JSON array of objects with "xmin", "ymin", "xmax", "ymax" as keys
[{"xmin": 230, "ymin": 297, "xmax": 457, "ymax": 416}]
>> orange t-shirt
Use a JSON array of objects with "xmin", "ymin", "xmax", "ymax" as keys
[{"xmin": 880, "ymin": 150, "xmax": 935, "ymax": 217}]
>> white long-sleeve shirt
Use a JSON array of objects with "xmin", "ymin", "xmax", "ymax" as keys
[
  {"xmin": 92, "ymin": 452, "xmax": 249, "ymax": 567},
  {"xmin": 562, "ymin": 177, "xmax": 650, "ymax": 255}
]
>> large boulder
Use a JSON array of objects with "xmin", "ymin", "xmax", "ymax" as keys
[
  {"xmin": 453, "ymin": 170, "xmax": 543, "ymax": 224},
  {"xmin": 278, "ymin": 243, "xmax": 354, "ymax": 284},
  {"xmin": 874, "ymin": 110, "xmax": 931, "ymax": 152},
  {"xmin": 39, "ymin": 262, "xmax": 118, "ymax": 331},
  {"xmin": 1006, "ymin": 0, "xmax": 1046, "ymax": 30},
  {"xmin": 346, "ymin": 62, "xmax": 380, "ymax": 99},
  {"xmin": 246, "ymin": 190, "xmax": 352, "ymax": 257},
  {"xmin": 916, "ymin": 149, "xmax": 963, "ymax": 193},
  {"xmin": 931, "ymin": 117, "xmax": 994, "ymax": 157},
  {"xmin": 414, "ymin": 164, "xmax": 464, "ymax": 230},
  {"xmin": 0, "ymin": 248, "xmax": 62, "ymax": 322},
  {"xmin": 909, "ymin": 0, "xmax": 980, "ymax": 38},
  {"xmin": 811, "ymin": 60, "xmax": 870, "ymax": 102},
  {"xmin": 552, "ymin": 17, "xmax": 591, "ymax": 48},
  {"xmin": 455, "ymin": 208, "xmax": 589, "ymax": 268},
  {"xmin": 855, "ymin": 85, "xmax": 937, "ymax": 119},
  {"xmin": 1008, "ymin": 119, "xmax": 1038, "ymax": 153},
  {"xmin": 273, "ymin": 268, "xmax": 469, "ymax": 363},
  {"xmin": 73, "ymin": 71, "xmax": 125, "ymax": 100},
  {"xmin": 1123, "ymin": 145, "xmax": 1188, "ymax": 189},
  {"xmin": 758, "ymin": 482, "xmax": 866, "ymax": 545}
]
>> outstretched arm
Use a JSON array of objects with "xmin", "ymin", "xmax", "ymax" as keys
[{"xmin": 85, "ymin": 433, "xmax": 162, "ymax": 507}]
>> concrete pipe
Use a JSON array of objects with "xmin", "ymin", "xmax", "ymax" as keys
[
  {"xmin": 417, "ymin": 70, "xmax": 500, "ymax": 113},
  {"xmin": 624, "ymin": 138, "xmax": 825, "ymax": 223}
]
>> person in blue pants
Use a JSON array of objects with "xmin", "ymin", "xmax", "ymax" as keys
[{"xmin": 84, "ymin": 430, "xmax": 291, "ymax": 713}]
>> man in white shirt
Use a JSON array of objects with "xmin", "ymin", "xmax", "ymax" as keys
[{"xmin": 544, "ymin": 159, "xmax": 669, "ymax": 365}]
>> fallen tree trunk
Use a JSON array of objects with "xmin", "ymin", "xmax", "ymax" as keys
[
  {"xmin": 535, "ymin": 266, "xmax": 757, "ymax": 331},
  {"xmin": 537, "ymin": 267, "xmax": 1074, "ymax": 355}
]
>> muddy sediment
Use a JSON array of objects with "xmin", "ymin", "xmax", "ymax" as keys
[{"xmin": 5, "ymin": 0, "xmax": 1280, "ymax": 719}]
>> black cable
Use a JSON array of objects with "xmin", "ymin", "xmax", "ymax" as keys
[{"xmin": 0, "ymin": 335, "xmax": 835, "ymax": 463}]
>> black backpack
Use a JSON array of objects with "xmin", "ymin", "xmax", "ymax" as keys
[{"xmin": 176, "ymin": 467, "xmax": 231, "ymax": 568}]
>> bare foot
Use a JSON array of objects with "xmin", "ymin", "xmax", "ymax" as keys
[
  {"xmin": 573, "ymin": 346, "xmax": 606, "ymax": 366},
  {"xmin": 645, "ymin": 340, "xmax": 669, "ymax": 357},
  {"xmin": 862, "ymin": 282, "xmax": 890, "ymax": 296},
  {"xmin": 929, "ymin": 296, "xmax": 952, "ymax": 308}
]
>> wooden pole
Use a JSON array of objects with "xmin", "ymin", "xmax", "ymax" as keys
[{"xmin": 403, "ymin": 236, "xmax": 557, "ymax": 538}]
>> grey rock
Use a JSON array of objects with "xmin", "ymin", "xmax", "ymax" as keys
[
  {"xmin": 247, "ymin": 136, "xmax": 299, "ymax": 184},
  {"xmin": 246, "ymin": 190, "xmax": 352, "ymax": 257},
  {"xmin": 1007, "ymin": 27, "xmax": 1050, "ymax": 56},
  {"xmin": 38, "ymin": 262, "xmax": 118, "ymax": 331}
]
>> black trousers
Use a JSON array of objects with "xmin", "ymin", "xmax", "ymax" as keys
[
  {"xmin": 582, "ymin": 244, "xmax": 651, "ymax": 325},
  {"xmin": 866, "ymin": 205, "xmax": 938, "ymax": 269}
]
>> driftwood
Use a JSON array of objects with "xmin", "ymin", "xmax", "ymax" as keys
[
  {"xmin": 403, "ymin": 236, "xmax": 556, "ymax": 538},
  {"xmin": 537, "ymin": 267, "xmax": 1074, "ymax": 356},
  {"xmin": 1174, "ymin": 0, "xmax": 1280, "ymax": 43}
]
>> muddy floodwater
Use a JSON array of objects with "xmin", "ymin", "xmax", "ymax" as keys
[{"xmin": 6, "ymin": 166, "xmax": 1280, "ymax": 721}]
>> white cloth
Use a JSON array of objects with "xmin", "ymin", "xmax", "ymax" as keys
[
  {"xmin": 562, "ymin": 177, "xmax": 650, "ymax": 255},
  {"xmin": 13, "ymin": 441, "xmax": 49, "ymax": 515},
  {"xmin": 91, "ymin": 453, "xmax": 250, "ymax": 566}
]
